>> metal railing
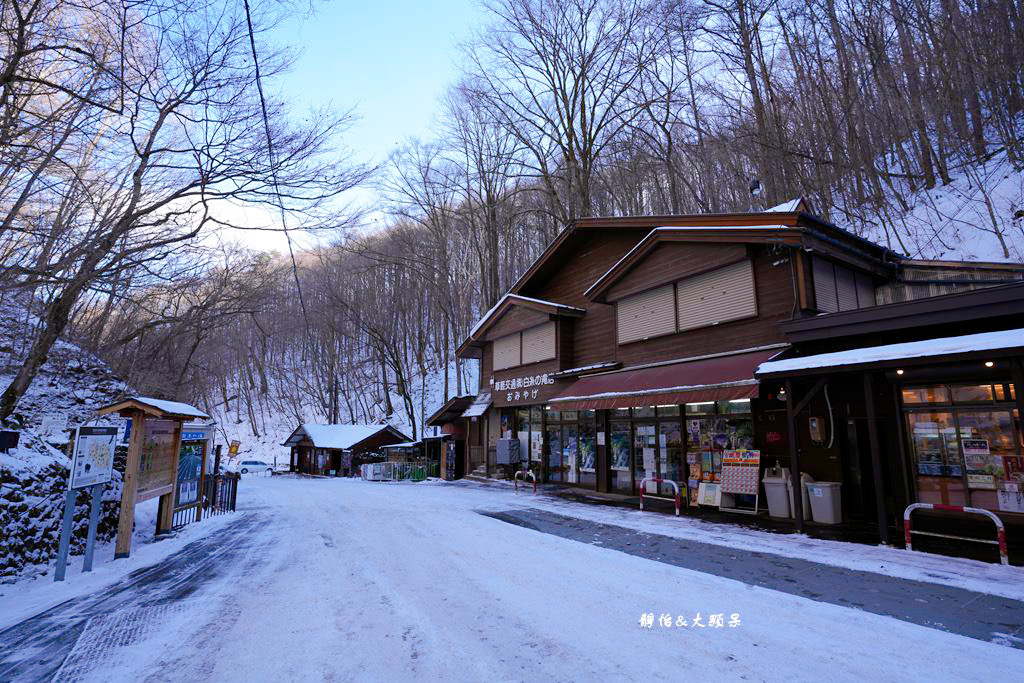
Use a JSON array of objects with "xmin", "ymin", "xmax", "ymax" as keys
[
  {"xmin": 638, "ymin": 477, "xmax": 681, "ymax": 516},
  {"xmin": 903, "ymin": 502, "xmax": 1008, "ymax": 565},
  {"xmin": 514, "ymin": 469, "xmax": 536, "ymax": 494},
  {"xmin": 360, "ymin": 461, "xmax": 439, "ymax": 482}
]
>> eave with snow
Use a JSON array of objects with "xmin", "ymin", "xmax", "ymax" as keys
[{"xmin": 98, "ymin": 395, "xmax": 210, "ymax": 421}]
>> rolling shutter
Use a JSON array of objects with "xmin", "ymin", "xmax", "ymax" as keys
[
  {"xmin": 812, "ymin": 257, "xmax": 838, "ymax": 313},
  {"xmin": 676, "ymin": 260, "xmax": 757, "ymax": 332},
  {"xmin": 855, "ymin": 272, "xmax": 875, "ymax": 308},
  {"xmin": 521, "ymin": 322, "xmax": 556, "ymax": 364},
  {"xmin": 835, "ymin": 265, "xmax": 859, "ymax": 312},
  {"xmin": 617, "ymin": 284, "xmax": 675, "ymax": 344},
  {"xmin": 493, "ymin": 332, "xmax": 521, "ymax": 370}
]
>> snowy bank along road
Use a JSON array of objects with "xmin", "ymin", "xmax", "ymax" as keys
[{"xmin": 2, "ymin": 477, "xmax": 1024, "ymax": 682}]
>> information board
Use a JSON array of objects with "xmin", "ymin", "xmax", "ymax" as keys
[
  {"xmin": 719, "ymin": 450, "xmax": 761, "ymax": 495},
  {"xmin": 70, "ymin": 426, "xmax": 118, "ymax": 489},
  {"xmin": 137, "ymin": 420, "xmax": 178, "ymax": 502}
]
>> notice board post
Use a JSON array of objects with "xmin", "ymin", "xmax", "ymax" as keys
[{"xmin": 99, "ymin": 397, "xmax": 210, "ymax": 559}]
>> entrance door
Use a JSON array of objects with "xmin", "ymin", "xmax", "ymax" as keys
[
  {"xmin": 658, "ymin": 420, "xmax": 683, "ymax": 498},
  {"xmin": 546, "ymin": 425, "xmax": 562, "ymax": 482},
  {"xmin": 633, "ymin": 422, "xmax": 657, "ymax": 494},
  {"xmin": 563, "ymin": 424, "xmax": 578, "ymax": 485}
]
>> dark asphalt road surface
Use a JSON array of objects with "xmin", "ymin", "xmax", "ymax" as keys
[{"xmin": 482, "ymin": 507, "xmax": 1024, "ymax": 649}]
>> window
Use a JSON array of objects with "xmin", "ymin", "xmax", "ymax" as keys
[
  {"xmin": 493, "ymin": 322, "xmax": 555, "ymax": 369},
  {"xmin": 521, "ymin": 322, "xmax": 556, "ymax": 364},
  {"xmin": 676, "ymin": 260, "xmax": 756, "ymax": 332},
  {"xmin": 493, "ymin": 333, "xmax": 521, "ymax": 370},
  {"xmin": 901, "ymin": 383, "xmax": 1023, "ymax": 513},
  {"xmin": 617, "ymin": 284, "xmax": 675, "ymax": 343},
  {"xmin": 812, "ymin": 256, "xmax": 875, "ymax": 313}
]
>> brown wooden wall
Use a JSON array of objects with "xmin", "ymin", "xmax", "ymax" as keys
[
  {"xmin": 605, "ymin": 242, "xmax": 747, "ymax": 301},
  {"xmin": 612, "ymin": 246, "xmax": 794, "ymax": 366},
  {"xmin": 484, "ymin": 306, "xmax": 551, "ymax": 341},
  {"xmin": 478, "ymin": 236, "xmax": 798, "ymax": 381}
]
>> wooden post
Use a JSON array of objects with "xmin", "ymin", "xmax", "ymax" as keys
[
  {"xmin": 81, "ymin": 482, "xmax": 104, "ymax": 572},
  {"xmin": 785, "ymin": 380, "xmax": 805, "ymax": 532},
  {"xmin": 156, "ymin": 420, "xmax": 183, "ymax": 534},
  {"xmin": 116, "ymin": 412, "xmax": 145, "ymax": 558},
  {"xmin": 863, "ymin": 373, "xmax": 890, "ymax": 545},
  {"xmin": 195, "ymin": 438, "xmax": 207, "ymax": 523}
]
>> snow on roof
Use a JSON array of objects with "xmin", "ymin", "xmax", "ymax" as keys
[
  {"xmin": 131, "ymin": 396, "xmax": 209, "ymax": 419},
  {"xmin": 757, "ymin": 328, "xmax": 1024, "ymax": 375},
  {"xmin": 385, "ymin": 440, "xmax": 421, "ymax": 449},
  {"xmin": 584, "ymin": 225, "xmax": 791, "ymax": 298},
  {"xmin": 295, "ymin": 424, "xmax": 392, "ymax": 450},
  {"xmin": 461, "ymin": 392, "xmax": 492, "ymax": 418},
  {"xmin": 468, "ymin": 293, "xmax": 585, "ymax": 338},
  {"xmin": 766, "ymin": 198, "xmax": 804, "ymax": 212}
]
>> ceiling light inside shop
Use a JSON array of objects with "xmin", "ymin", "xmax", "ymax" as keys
[
  {"xmin": 896, "ymin": 369, "xmax": 904, "ymax": 375},
  {"xmin": 985, "ymin": 361, "xmax": 994, "ymax": 367}
]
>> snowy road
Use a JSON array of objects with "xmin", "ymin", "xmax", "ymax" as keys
[{"xmin": 2, "ymin": 477, "xmax": 1024, "ymax": 682}]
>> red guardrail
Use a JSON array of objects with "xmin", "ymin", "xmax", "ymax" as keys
[
  {"xmin": 514, "ymin": 469, "xmax": 537, "ymax": 494},
  {"xmin": 639, "ymin": 477, "xmax": 681, "ymax": 516},
  {"xmin": 903, "ymin": 502, "xmax": 1008, "ymax": 565}
]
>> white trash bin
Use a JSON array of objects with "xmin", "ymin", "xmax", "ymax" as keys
[
  {"xmin": 762, "ymin": 475, "xmax": 790, "ymax": 518},
  {"xmin": 786, "ymin": 473, "xmax": 814, "ymax": 520},
  {"xmin": 806, "ymin": 481, "xmax": 842, "ymax": 524}
]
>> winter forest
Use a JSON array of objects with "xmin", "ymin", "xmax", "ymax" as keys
[{"xmin": 1, "ymin": 0, "xmax": 1023, "ymax": 441}]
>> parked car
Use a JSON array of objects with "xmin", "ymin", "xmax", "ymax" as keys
[{"xmin": 238, "ymin": 460, "xmax": 273, "ymax": 475}]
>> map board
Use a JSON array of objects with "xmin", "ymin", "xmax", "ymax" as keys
[{"xmin": 70, "ymin": 426, "xmax": 118, "ymax": 489}]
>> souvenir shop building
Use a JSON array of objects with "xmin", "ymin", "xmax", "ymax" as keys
[{"xmin": 447, "ymin": 200, "xmax": 1024, "ymax": 552}]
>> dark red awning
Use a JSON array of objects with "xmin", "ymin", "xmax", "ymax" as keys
[{"xmin": 548, "ymin": 348, "xmax": 782, "ymax": 410}]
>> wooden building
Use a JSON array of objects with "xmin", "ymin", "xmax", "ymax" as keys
[
  {"xmin": 282, "ymin": 424, "xmax": 409, "ymax": 476},
  {"xmin": 436, "ymin": 200, "xmax": 1024, "ymax": 558},
  {"xmin": 756, "ymin": 281, "xmax": 1024, "ymax": 557}
]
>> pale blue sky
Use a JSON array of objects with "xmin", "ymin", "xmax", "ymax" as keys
[
  {"xmin": 226, "ymin": 1, "xmax": 488, "ymax": 251},
  {"xmin": 276, "ymin": 0, "xmax": 485, "ymax": 166}
]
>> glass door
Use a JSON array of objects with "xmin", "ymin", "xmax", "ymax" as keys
[
  {"xmin": 563, "ymin": 424, "xmax": 578, "ymax": 484},
  {"xmin": 546, "ymin": 425, "xmax": 562, "ymax": 482},
  {"xmin": 633, "ymin": 422, "xmax": 657, "ymax": 493},
  {"xmin": 658, "ymin": 420, "xmax": 683, "ymax": 497}
]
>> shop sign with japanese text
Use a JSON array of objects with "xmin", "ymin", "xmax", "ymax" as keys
[{"xmin": 491, "ymin": 373, "xmax": 562, "ymax": 406}]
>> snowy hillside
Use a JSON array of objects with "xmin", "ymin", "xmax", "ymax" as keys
[
  {"xmin": 834, "ymin": 146, "xmax": 1024, "ymax": 263},
  {"xmin": 0, "ymin": 300, "xmax": 130, "ymax": 445},
  {"xmin": 0, "ymin": 298, "xmax": 131, "ymax": 579}
]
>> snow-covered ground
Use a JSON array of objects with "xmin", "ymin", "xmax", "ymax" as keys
[{"xmin": 2, "ymin": 477, "xmax": 1022, "ymax": 681}]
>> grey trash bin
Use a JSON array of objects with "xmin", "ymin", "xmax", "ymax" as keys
[
  {"xmin": 786, "ymin": 473, "xmax": 814, "ymax": 519},
  {"xmin": 806, "ymin": 481, "xmax": 842, "ymax": 524},
  {"xmin": 762, "ymin": 475, "xmax": 790, "ymax": 518}
]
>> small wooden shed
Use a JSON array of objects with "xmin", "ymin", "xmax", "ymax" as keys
[{"xmin": 281, "ymin": 424, "xmax": 410, "ymax": 476}]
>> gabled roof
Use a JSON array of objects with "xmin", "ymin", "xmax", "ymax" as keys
[
  {"xmin": 584, "ymin": 225, "xmax": 803, "ymax": 301},
  {"xmin": 99, "ymin": 396, "xmax": 209, "ymax": 420},
  {"xmin": 281, "ymin": 424, "xmax": 409, "ymax": 450},
  {"xmin": 426, "ymin": 395, "xmax": 475, "ymax": 426},
  {"xmin": 457, "ymin": 293, "xmax": 584, "ymax": 358},
  {"xmin": 508, "ymin": 207, "xmax": 895, "ymax": 303}
]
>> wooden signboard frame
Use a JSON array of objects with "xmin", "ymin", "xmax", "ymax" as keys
[{"xmin": 98, "ymin": 397, "xmax": 209, "ymax": 559}]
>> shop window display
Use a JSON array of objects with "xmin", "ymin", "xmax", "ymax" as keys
[
  {"xmin": 685, "ymin": 404, "xmax": 755, "ymax": 504},
  {"xmin": 578, "ymin": 411, "xmax": 597, "ymax": 487},
  {"xmin": 902, "ymin": 383, "xmax": 1024, "ymax": 513},
  {"xmin": 610, "ymin": 421, "xmax": 631, "ymax": 493}
]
